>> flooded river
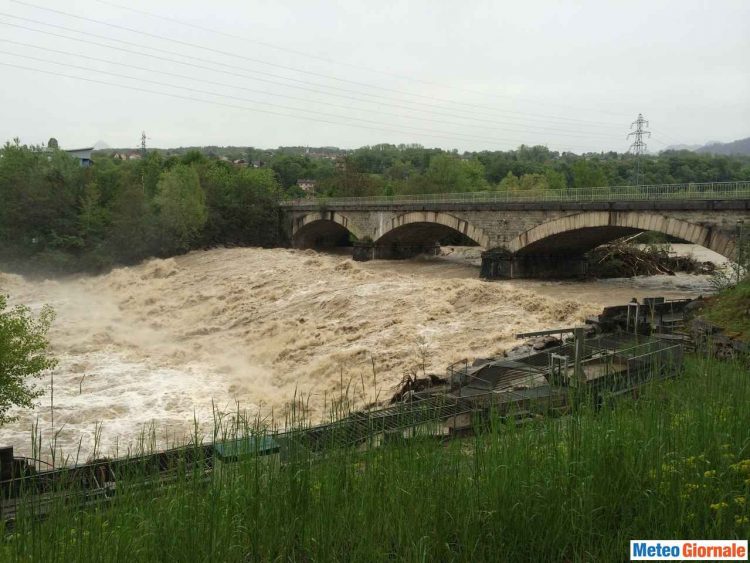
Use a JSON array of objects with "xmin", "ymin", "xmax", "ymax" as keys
[{"xmin": 0, "ymin": 244, "xmax": 727, "ymax": 463}]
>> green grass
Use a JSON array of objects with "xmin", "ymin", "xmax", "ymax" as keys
[
  {"xmin": 2, "ymin": 354, "xmax": 749, "ymax": 562},
  {"xmin": 704, "ymin": 279, "xmax": 750, "ymax": 341}
]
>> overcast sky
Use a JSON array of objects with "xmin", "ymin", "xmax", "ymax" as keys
[{"xmin": 1, "ymin": 0, "xmax": 748, "ymax": 153}]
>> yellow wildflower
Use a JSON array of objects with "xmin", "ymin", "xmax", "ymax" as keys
[
  {"xmin": 704, "ymin": 470, "xmax": 716, "ymax": 478},
  {"xmin": 735, "ymin": 516, "xmax": 749, "ymax": 525},
  {"xmin": 734, "ymin": 496, "xmax": 746, "ymax": 506},
  {"xmin": 710, "ymin": 502, "xmax": 728, "ymax": 511}
]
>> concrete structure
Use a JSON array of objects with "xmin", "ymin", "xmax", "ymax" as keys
[
  {"xmin": 64, "ymin": 147, "xmax": 93, "ymax": 167},
  {"xmin": 282, "ymin": 183, "xmax": 750, "ymax": 278},
  {"xmin": 296, "ymin": 178, "xmax": 317, "ymax": 194}
]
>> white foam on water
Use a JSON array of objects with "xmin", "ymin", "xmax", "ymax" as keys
[{"xmin": 0, "ymin": 245, "xmax": 719, "ymax": 463}]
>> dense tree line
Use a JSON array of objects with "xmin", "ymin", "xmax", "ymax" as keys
[
  {"xmin": 0, "ymin": 141, "xmax": 282, "ymax": 274},
  {"xmin": 237, "ymin": 143, "xmax": 749, "ymax": 198},
  {"xmin": 2, "ymin": 139, "xmax": 749, "ymax": 274},
  {"xmin": 303, "ymin": 144, "xmax": 750, "ymax": 198}
]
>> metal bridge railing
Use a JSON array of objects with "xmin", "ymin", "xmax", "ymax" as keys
[{"xmin": 280, "ymin": 181, "xmax": 750, "ymax": 208}]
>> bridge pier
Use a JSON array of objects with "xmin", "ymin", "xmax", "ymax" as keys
[
  {"xmin": 352, "ymin": 241, "xmax": 440, "ymax": 261},
  {"xmin": 480, "ymin": 249, "xmax": 588, "ymax": 279}
]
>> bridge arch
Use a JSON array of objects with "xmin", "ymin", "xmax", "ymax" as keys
[
  {"xmin": 506, "ymin": 211, "xmax": 737, "ymax": 260},
  {"xmin": 292, "ymin": 212, "xmax": 362, "ymax": 249},
  {"xmin": 375, "ymin": 211, "xmax": 491, "ymax": 249}
]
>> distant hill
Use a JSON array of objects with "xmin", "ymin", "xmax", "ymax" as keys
[
  {"xmin": 696, "ymin": 137, "xmax": 750, "ymax": 156},
  {"xmin": 663, "ymin": 143, "xmax": 702, "ymax": 152},
  {"xmin": 663, "ymin": 137, "xmax": 750, "ymax": 156}
]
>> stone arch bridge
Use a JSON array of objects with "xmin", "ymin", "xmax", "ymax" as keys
[{"xmin": 282, "ymin": 184, "xmax": 750, "ymax": 278}]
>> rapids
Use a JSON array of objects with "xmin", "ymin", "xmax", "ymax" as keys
[{"xmin": 0, "ymin": 245, "xmax": 727, "ymax": 463}]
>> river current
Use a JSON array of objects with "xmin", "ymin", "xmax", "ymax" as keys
[{"xmin": 0, "ymin": 244, "xmax": 727, "ymax": 463}]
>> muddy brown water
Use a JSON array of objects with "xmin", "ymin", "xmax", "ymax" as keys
[{"xmin": 0, "ymin": 245, "xmax": 728, "ymax": 463}]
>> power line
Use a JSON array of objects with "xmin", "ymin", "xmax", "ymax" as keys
[
  {"xmin": 0, "ymin": 60, "xmax": 482, "ymax": 145},
  {"xmin": 0, "ymin": 15, "xmax": 624, "ymax": 138},
  {"xmin": 0, "ymin": 50, "xmax": 605, "ymax": 147},
  {"xmin": 93, "ymin": 0, "xmax": 633, "ymax": 121},
  {"xmin": 649, "ymin": 127, "xmax": 684, "ymax": 146},
  {"xmin": 8, "ymin": 1, "xmax": 626, "ymax": 130},
  {"xmin": 0, "ymin": 51, "xmax": 519, "ymax": 146},
  {"xmin": 627, "ymin": 113, "xmax": 651, "ymax": 185},
  {"xmin": 0, "ymin": 60, "xmax": 604, "ymax": 151},
  {"xmin": 0, "ymin": 38, "xmax": 619, "ymax": 143}
]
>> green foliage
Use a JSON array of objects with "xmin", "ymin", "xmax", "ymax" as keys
[
  {"xmin": 544, "ymin": 168, "xmax": 567, "ymax": 190},
  {"xmin": 498, "ymin": 170, "xmax": 519, "ymax": 191},
  {"xmin": 403, "ymin": 154, "xmax": 489, "ymax": 194},
  {"xmin": 0, "ymin": 141, "xmax": 85, "ymax": 260},
  {"xmin": 0, "ymin": 144, "xmax": 283, "ymax": 273},
  {"xmin": 2, "ymin": 141, "xmax": 749, "ymax": 274},
  {"xmin": 0, "ymin": 295, "xmax": 56, "ymax": 425},
  {"xmin": 201, "ymin": 166, "xmax": 281, "ymax": 246},
  {"xmin": 2, "ymin": 355, "xmax": 749, "ymax": 559},
  {"xmin": 704, "ymin": 279, "xmax": 750, "ymax": 340},
  {"xmin": 317, "ymin": 157, "xmax": 380, "ymax": 197},
  {"xmin": 108, "ymin": 179, "xmax": 158, "ymax": 265},
  {"xmin": 155, "ymin": 165, "xmax": 207, "ymax": 253},
  {"xmin": 572, "ymin": 158, "xmax": 608, "ymax": 188}
]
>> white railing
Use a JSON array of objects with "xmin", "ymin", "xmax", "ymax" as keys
[{"xmin": 280, "ymin": 181, "xmax": 750, "ymax": 207}]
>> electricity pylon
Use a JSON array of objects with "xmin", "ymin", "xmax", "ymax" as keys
[{"xmin": 627, "ymin": 114, "xmax": 651, "ymax": 185}]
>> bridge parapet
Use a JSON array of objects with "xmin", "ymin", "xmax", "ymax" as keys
[
  {"xmin": 282, "ymin": 182, "xmax": 750, "ymax": 279},
  {"xmin": 281, "ymin": 181, "xmax": 750, "ymax": 210}
]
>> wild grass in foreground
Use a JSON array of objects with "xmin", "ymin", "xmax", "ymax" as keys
[{"xmin": 2, "ymin": 354, "xmax": 749, "ymax": 562}]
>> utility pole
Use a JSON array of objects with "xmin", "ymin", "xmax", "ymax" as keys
[
  {"xmin": 738, "ymin": 219, "xmax": 745, "ymax": 285},
  {"xmin": 140, "ymin": 131, "xmax": 148, "ymax": 195},
  {"xmin": 627, "ymin": 114, "xmax": 651, "ymax": 186}
]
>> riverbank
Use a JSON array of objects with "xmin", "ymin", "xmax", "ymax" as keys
[
  {"xmin": 3, "ymin": 352, "xmax": 748, "ymax": 561},
  {"xmin": 702, "ymin": 279, "xmax": 750, "ymax": 342}
]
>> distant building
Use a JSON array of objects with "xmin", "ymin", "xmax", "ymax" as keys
[
  {"xmin": 113, "ymin": 152, "xmax": 142, "ymax": 161},
  {"xmin": 233, "ymin": 159, "xmax": 248, "ymax": 167},
  {"xmin": 65, "ymin": 147, "xmax": 94, "ymax": 167},
  {"xmin": 297, "ymin": 178, "xmax": 316, "ymax": 194}
]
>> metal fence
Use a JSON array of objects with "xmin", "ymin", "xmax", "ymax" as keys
[{"xmin": 280, "ymin": 181, "xmax": 750, "ymax": 207}]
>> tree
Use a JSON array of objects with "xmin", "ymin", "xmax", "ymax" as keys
[
  {"xmin": 201, "ymin": 163, "xmax": 281, "ymax": 246},
  {"xmin": 0, "ymin": 295, "xmax": 56, "ymax": 425},
  {"xmin": 155, "ymin": 165, "xmax": 207, "ymax": 253},
  {"xmin": 107, "ymin": 177, "xmax": 157, "ymax": 264},
  {"xmin": 403, "ymin": 154, "xmax": 488, "ymax": 194},
  {"xmin": 498, "ymin": 171, "xmax": 520, "ymax": 191},
  {"xmin": 571, "ymin": 159, "xmax": 608, "ymax": 189},
  {"xmin": 318, "ymin": 158, "xmax": 380, "ymax": 197}
]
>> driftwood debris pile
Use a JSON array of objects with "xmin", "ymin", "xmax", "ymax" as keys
[
  {"xmin": 389, "ymin": 373, "xmax": 447, "ymax": 403},
  {"xmin": 588, "ymin": 238, "xmax": 716, "ymax": 278}
]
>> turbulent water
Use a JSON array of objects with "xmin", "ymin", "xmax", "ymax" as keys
[{"xmin": 0, "ymin": 245, "xmax": 727, "ymax": 463}]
